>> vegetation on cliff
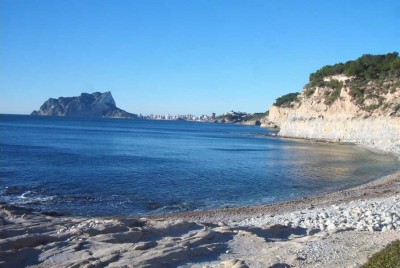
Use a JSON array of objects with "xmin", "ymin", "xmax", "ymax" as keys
[
  {"xmin": 246, "ymin": 111, "xmax": 269, "ymax": 121},
  {"xmin": 216, "ymin": 111, "xmax": 268, "ymax": 123},
  {"xmin": 300, "ymin": 52, "xmax": 400, "ymax": 112},
  {"xmin": 307, "ymin": 52, "xmax": 400, "ymax": 88},
  {"xmin": 273, "ymin": 92, "xmax": 300, "ymax": 107},
  {"xmin": 323, "ymin": 79, "xmax": 343, "ymax": 105}
]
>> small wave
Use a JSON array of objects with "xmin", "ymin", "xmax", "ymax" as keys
[
  {"xmin": 15, "ymin": 195, "xmax": 55, "ymax": 205},
  {"xmin": 19, "ymin": 191, "xmax": 32, "ymax": 199},
  {"xmin": 1, "ymin": 189, "xmax": 55, "ymax": 205},
  {"xmin": 151, "ymin": 201, "xmax": 200, "ymax": 213},
  {"xmin": 4, "ymin": 185, "xmax": 30, "ymax": 195}
]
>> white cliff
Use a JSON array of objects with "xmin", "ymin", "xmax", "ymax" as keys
[{"xmin": 268, "ymin": 70, "xmax": 400, "ymax": 156}]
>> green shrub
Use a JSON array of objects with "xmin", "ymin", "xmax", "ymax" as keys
[
  {"xmin": 349, "ymin": 86, "xmax": 365, "ymax": 104},
  {"xmin": 362, "ymin": 240, "xmax": 400, "ymax": 268},
  {"xmin": 382, "ymin": 103, "xmax": 389, "ymax": 110},
  {"xmin": 300, "ymin": 52, "xmax": 399, "ymax": 110},
  {"xmin": 306, "ymin": 52, "xmax": 400, "ymax": 96},
  {"xmin": 326, "ymin": 79, "xmax": 343, "ymax": 91},
  {"xmin": 216, "ymin": 111, "xmax": 269, "ymax": 122},
  {"xmin": 324, "ymin": 88, "xmax": 341, "ymax": 105},
  {"xmin": 246, "ymin": 111, "xmax": 269, "ymax": 120},
  {"xmin": 305, "ymin": 88, "xmax": 315, "ymax": 97},
  {"xmin": 274, "ymin": 92, "xmax": 300, "ymax": 107}
]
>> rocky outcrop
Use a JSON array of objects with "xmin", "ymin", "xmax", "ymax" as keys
[
  {"xmin": 31, "ymin": 91, "xmax": 137, "ymax": 118},
  {"xmin": 259, "ymin": 116, "xmax": 278, "ymax": 129},
  {"xmin": 240, "ymin": 119, "xmax": 261, "ymax": 126},
  {"xmin": 268, "ymin": 64, "xmax": 400, "ymax": 156},
  {"xmin": 216, "ymin": 111, "xmax": 269, "ymax": 126}
]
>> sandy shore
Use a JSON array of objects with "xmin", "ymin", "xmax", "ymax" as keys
[{"xmin": 1, "ymin": 170, "xmax": 399, "ymax": 268}]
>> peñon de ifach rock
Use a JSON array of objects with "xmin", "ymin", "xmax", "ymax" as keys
[{"xmin": 31, "ymin": 91, "xmax": 137, "ymax": 118}]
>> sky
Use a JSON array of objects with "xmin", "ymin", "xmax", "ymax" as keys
[{"xmin": 1, "ymin": 0, "xmax": 399, "ymax": 115}]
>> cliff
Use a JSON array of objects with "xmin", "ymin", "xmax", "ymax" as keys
[
  {"xmin": 31, "ymin": 91, "xmax": 137, "ymax": 118},
  {"xmin": 268, "ymin": 53, "xmax": 400, "ymax": 156}
]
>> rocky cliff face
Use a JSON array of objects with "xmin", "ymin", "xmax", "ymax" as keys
[
  {"xmin": 31, "ymin": 92, "xmax": 137, "ymax": 118},
  {"xmin": 268, "ymin": 58, "xmax": 400, "ymax": 156}
]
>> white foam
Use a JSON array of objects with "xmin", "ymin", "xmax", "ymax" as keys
[{"xmin": 19, "ymin": 191, "xmax": 32, "ymax": 199}]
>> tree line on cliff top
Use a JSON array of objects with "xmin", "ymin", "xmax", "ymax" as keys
[
  {"xmin": 308, "ymin": 52, "xmax": 400, "ymax": 88},
  {"xmin": 274, "ymin": 52, "xmax": 400, "ymax": 108}
]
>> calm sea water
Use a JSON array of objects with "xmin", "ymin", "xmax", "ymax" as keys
[{"xmin": 0, "ymin": 115, "xmax": 398, "ymax": 216}]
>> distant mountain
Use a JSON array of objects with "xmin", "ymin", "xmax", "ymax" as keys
[{"xmin": 31, "ymin": 91, "xmax": 137, "ymax": 118}]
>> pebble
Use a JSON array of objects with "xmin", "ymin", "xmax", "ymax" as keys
[
  {"xmin": 220, "ymin": 259, "xmax": 248, "ymax": 268},
  {"xmin": 238, "ymin": 195, "xmax": 400, "ymax": 233},
  {"xmin": 327, "ymin": 223, "xmax": 336, "ymax": 231}
]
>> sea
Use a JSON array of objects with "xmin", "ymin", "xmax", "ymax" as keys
[{"xmin": 0, "ymin": 115, "xmax": 398, "ymax": 216}]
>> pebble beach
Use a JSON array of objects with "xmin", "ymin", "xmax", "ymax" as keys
[{"xmin": 1, "ymin": 168, "xmax": 399, "ymax": 267}]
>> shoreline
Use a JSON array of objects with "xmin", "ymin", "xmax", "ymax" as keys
[
  {"xmin": 1, "ymin": 168, "xmax": 398, "ymax": 222},
  {"xmin": 147, "ymin": 170, "xmax": 400, "ymax": 223},
  {"xmin": 1, "ymin": 135, "xmax": 399, "ymax": 267},
  {"xmin": 264, "ymin": 132, "xmax": 400, "ymax": 160},
  {"xmin": 1, "ymin": 170, "xmax": 399, "ymax": 267}
]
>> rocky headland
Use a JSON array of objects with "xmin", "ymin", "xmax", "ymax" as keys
[
  {"xmin": 31, "ymin": 91, "xmax": 137, "ymax": 118},
  {"xmin": 215, "ymin": 111, "xmax": 269, "ymax": 126},
  {"xmin": 266, "ymin": 53, "xmax": 400, "ymax": 156}
]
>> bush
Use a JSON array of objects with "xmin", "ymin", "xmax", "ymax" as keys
[
  {"xmin": 307, "ymin": 52, "xmax": 400, "ymax": 88},
  {"xmin": 324, "ymin": 88, "xmax": 341, "ymax": 105},
  {"xmin": 274, "ymin": 92, "xmax": 300, "ymax": 107},
  {"xmin": 246, "ymin": 111, "xmax": 269, "ymax": 120},
  {"xmin": 300, "ymin": 52, "xmax": 400, "ymax": 110},
  {"xmin": 305, "ymin": 87, "xmax": 316, "ymax": 97},
  {"xmin": 349, "ymin": 87, "xmax": 365, "ymax": 104},
  {"xmin": 362, "ymin": 240, "xmax": 400, "ymax": 268},
  {"xmin": 326, "ymin": 79, "xmax": 343, "ymax": 91}
]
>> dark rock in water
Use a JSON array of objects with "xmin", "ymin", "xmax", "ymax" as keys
[
  {"xmin": 147, "ymin": 202, "xmax": 160, "ymax": 210},
  {"xmin": 41, "ymin": 211, "xmax": 64, "ymax": 217},
  {"xmin": 31, "ymin": 91, "xmax": 137, "ymax": 118}
]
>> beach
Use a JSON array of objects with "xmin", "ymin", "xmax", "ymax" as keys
[
  {"xmin": 1, "ymin": 168, "xmax": 399, "ymax": 267},
  {"xmin": 2, "ymin": 1, "xmax": 400, "ymax": 267}
]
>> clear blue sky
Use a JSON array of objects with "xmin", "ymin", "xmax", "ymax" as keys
[{"xmin": 1, "ymin": 0, "xmax": 399, "ymax": 115}]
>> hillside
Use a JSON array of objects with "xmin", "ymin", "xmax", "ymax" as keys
[
  {"xmin": 215, "ymin": 111, "xmax": 269, "ymax": 125},
  {"xmin": 268, "ymin": 52, "xmax": 400, "ymax": 156}
]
